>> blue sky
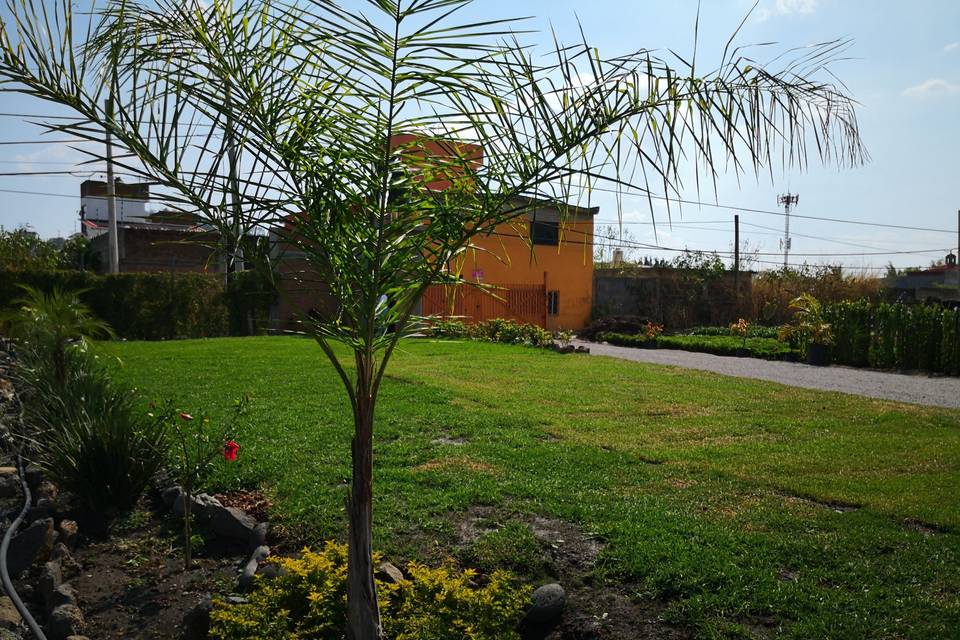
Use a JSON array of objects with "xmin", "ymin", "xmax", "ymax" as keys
[{"xmin": 0, "ymin": 0, "xmax": 958, "ymax": 271}]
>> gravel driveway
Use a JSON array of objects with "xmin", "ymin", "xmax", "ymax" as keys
[{"xmin": 575, "ymin": 340, "xmax": 960, "ymax": 409}]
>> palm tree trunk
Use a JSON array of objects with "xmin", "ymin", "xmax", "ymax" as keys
[{"xmin": 346, "ymin": 374, "xmax": 381, "ymax": 640}]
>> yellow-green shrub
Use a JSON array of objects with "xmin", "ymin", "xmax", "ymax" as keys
[{"xmin": 209, "ymin": 541, "xmax": 532, "ymax": 640}]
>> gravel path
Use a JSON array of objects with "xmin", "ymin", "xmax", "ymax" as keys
[{"xmin": 575, "ymin": 340, "xmax": 960, "ymax": 409}]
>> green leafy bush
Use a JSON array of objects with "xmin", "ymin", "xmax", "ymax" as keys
[{"xmin": 209, "ymin": 541, "xmax": 531, "ymax": 640}]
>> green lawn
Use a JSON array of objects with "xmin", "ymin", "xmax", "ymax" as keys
[{"xmin": 100, "ymin": 337, "xmax": 960, "ymax": 639}]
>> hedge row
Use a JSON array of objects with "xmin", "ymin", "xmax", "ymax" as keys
[
  {"xmin": 825, "ymin": 301, "xmax": 960, "ymax": 375},
  {"xmin": 596, "ymin": 332, "xmax": 799, "ymax": 361},
  {"xmin": 0, "ymin": 269, "xmax": 275, "ymax": 340}
]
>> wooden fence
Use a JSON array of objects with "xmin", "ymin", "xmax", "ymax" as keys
[{"xmin": 421, "ymin": 283, "xmax": 547, "ymax": 327}]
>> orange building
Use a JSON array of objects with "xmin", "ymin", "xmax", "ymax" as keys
[{"xmin": 422, "ymin": 197, "xmax": 597, "ymax": 330}]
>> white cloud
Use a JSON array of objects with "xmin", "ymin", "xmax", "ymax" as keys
[
  {"xmin": 756, "ymin": 0, "xmax": 819, "ymax": 22},
  {"xmin": 944, "ymin": 42, "xmax": 960, "ymax": 54},
  {"xmin": 902, "ymin": 78, "xmax": 960, "ymax": 98}
]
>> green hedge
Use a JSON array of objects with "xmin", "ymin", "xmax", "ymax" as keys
[
  {"xmin": 596, "ymin": 332, "xmax": 799, "ymax": 361},
  {"xmin": 1, "ymin": 269, "xmax": 275, "ymax": 340},
  {"xmin": 826, "ymin": 301, "xmax": 960, "ymax": 375}
]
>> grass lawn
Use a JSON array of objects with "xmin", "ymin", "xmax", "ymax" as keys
[{"xmin": 100, "ymin": 336, "xmax": 960, "ymax": 639}]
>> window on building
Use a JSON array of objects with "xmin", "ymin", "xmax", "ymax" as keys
[
  {"xmin": 530, "ymin": 217, "xmax": 559, "ymax": 246},
  {"xmin": 547, "ymin": 290, "xmax": 560, "ymax": 316}
]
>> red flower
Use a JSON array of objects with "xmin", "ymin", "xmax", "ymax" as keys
[
  {"xmin": 180, "ymin": 412, "xmax": 194, "ymax": 421},
  {"xmin": 223, "ymin": 440, "xmax": 240, "ymax": 462}
]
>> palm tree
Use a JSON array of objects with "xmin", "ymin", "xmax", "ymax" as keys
[{"xmin": 0, "ymin": 2, "xmax": 865, "ymax": 637}]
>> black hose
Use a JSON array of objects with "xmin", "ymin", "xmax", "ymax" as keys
[{"xmin": 0, "ymin": 454, "xmax": 47, "ymax": 639}]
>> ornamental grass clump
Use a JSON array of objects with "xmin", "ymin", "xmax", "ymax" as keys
[
  {"xmin": 209, "ymin": 541, "xmax": 531, "ymax": 640},
  {"xmin": 19, "ymin": 348, "xmax": 170, "ymax": 514}
]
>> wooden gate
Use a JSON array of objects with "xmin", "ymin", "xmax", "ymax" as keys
[{"xmin": 421, "ymin": 283, "xmax": 547, "ymax": 327}]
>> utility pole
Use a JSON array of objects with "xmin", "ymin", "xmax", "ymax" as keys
[
  {"xmin": 105, "ymin": 94, "xmax": 119, "ymax": 274},
  {"xmin": 734, "ymin": 214, "xmax": 740, "ymax": 312},
  {"xmin": 778, "ymin": 193, "xmax": 799, "ymax": 269},
  {"xmin": 225, "ymin": 83, "xmax": 243, "ymax": 282}
]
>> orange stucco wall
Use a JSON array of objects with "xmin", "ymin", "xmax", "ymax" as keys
[{"xmin": 450, "ymin": 214, "xmax": 595, "ymax": 330}]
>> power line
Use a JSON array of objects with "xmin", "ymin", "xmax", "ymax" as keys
[{"xmin": 568, "ymin": 185, "xmax": 956, "ymax": 234}]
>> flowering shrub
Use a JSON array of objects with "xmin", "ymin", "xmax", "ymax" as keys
[
  {"xmin": 644, "ymin": 321, "xmax": 664, "ymax": 339},
  {"xmin": 209, "ymin": 541, "xmax": 531, "ymax": 640},
  {"xmin": 729, "ymin": 318, "xmax": 749, "ymax": 348}
]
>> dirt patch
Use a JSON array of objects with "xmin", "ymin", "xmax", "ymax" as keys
[
  {"xmin": 414, "ymin": 456, "xmax": 497, "ymax": 474},
  {"xmin": 457, "ymin": 507, "xmax": 690, "ymax": 640},
  {"xmin": 527, "ymin": 586, "xmax": 690, "ymax": 640},
  {"xmin": 903, "ymin": 518, "xmax": 948, "ymax": 536},
  {"xmin": 457, "ymin": 506, "xmax": 602, "ymax": 577},
  {"xmin": 430, "ymin": 434, "xmax": 468, "ymax": 446},
  {"xmin": 776, "ymin": 490, "xmax": 860, "ymax": 513},
  {"xmin": 213, "ymin": 489, "xmax": 273, "ymax": 523},
  {"xmin": 12, "ymin": 498, "xmax": 245, "ymax": 640}
]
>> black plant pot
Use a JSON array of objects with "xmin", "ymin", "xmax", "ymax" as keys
[{"xmin": 807, "ymin": 343, "xmax": 831, "ymax": 366}]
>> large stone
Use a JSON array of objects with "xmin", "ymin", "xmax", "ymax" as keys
[
  {"xmin": 52, "ymin": 543, "xmax": 81, "ymax": 579},
  {"xmin": 238, "ymin": 545, "xmax": 270, "ymax": 590},
  {"xmin": 40, "ymin": 560, "xmax": 63, "ymax": 612},
  {"xmin": 0, "ymin": 597, "xmax": 21, "ymax": 630},
  {"xmin": 210, "ymin": 506, "xmax": 256, "ymax": 541},
  {"xmin": 173, "ymin": 493, "xmax": 223, "ymax": 522},
  {"xmin": 23, "ymin": 466, "xmax": 43, "ymax": 493},
  {"xmin": 48, "ymin": 584, "xmax": 79, "ymax": 612},
  {"xmin": 7, "ymin": 517, "xmax": 54, "ymax": 576},
  {"xmin": 526, "ymin": 583, "xmax": 566, "ymax": 625},
  {"xmin": 161, "ymin": 485, "xmax": 182, "ymax": 509},
  {"xmin": 182, "ymin": 595, "xmax": 212, "ymax": 640},
  {"xmin": 247, "ymin": 522, "xmax": 269, "ymax": 551},
  {"xmin": 375, "ymin": 562, "xmax": 405, "ymax": 584},
  {"xmin": 0, "ymin": 474, "xmax": 19, "ymax": 499},
  {"xmin": 58, "ymin": 520, "xmax": 79, "ymax": 549},
  {"xmin": 45, "ymin": 604, "xmax": 85, "ymax": 640}
]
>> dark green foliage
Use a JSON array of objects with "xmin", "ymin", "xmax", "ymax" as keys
[
  {"xmin": 0, "ymin": 269, "xmax": 276, "ymax": 340},
  {"xmin": 17, "ymin": 347, "xmax": 170, "ymax": 512},
  {"xmin": 687, "ymin": 325, "xmax": 781, "ymax": 339},
  {"xmin": 826, "ymin": 301, "xmax": 960, "ymax": 375},
  {"xmin": 225, "ymin": 270, "xmax": 278, "ymax": 336},
  {"xmin": 597, "ymin": 332, "xmax": 799, "ymax": 360}
]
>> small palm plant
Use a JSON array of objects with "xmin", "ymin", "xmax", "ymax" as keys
[
  {"xmin": 786, "ymin": 293, "xmax": 834, "ymax": 365},
  {"xmin": 4, "ymin": 285, "xmax": 114, "ymax": 386}
]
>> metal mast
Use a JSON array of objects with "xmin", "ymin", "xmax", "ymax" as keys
[{"xmin": 778, "ymin": 193, "xmax": 799, "ymax": 268}]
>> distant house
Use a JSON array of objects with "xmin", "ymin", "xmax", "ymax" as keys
[
  {"xmin": 81, "ymin": 179, "xmax": 219, "ymax": 274},
  {"xmin": 269, "ymin": 135, "xmax": 598, "ymax": 331},
  {"xmin": 888, "ymin": 253, "xmax": 960, "ymax": 303}
]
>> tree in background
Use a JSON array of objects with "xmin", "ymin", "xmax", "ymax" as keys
[
  {"xmin": 0, "ymin": 1, "xmax": 866, "ymax": 637},
  {"xmin": 0, "ymin": 227, "xmax": 61, "ymax": 270}
]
